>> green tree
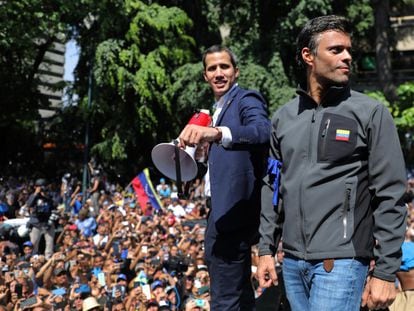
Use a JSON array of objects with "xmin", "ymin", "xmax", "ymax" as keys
[
  {"xmin": 3, "ymin": 0, "xmax": 413, "ymax": 177},
  {"xmin": 71, "ymin": 0, "xmax": 394, "ymax": 178},
  {"xmin": 0, "ymin": 0, "xmax": 93, "ymax": 173},
  {"xmin": 73, "ymin": 0, "xmax": 195, "ymax": 178},
  {"xmin": 366, "ymin": 82, "xmax": 414, "ymax": 163}
]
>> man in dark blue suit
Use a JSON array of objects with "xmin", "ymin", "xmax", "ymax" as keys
[{"xmin": 178, "ymin": 45, "xmax": 270, "ymax": 310}]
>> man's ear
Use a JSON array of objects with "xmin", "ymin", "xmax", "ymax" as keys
[
  {"xmin": 203, "ymin": 72, "xmax": 208, "ymax": 82},
  {"xmin": 235, "ymin": 67, "xmax": 240, "ymax": 79},
  {"xmin": 301, "ymin": 47, "xmax": 314, "ymax": 67}
]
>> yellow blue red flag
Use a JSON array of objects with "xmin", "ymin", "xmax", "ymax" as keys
[{"xmin": 131, "ymin": 168, "xmax": 162, "ymax": 212}]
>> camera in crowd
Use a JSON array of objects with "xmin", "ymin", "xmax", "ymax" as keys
[
  {"xmin": 164, "ymin": 255, "xmax": 190, "ymax": 277},
  {"xmin": 48, "ymin": 210, "xmax": 60, "ymax": 227}
]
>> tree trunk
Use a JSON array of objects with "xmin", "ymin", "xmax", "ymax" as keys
[{"xmin": 373, "ymin": 0, "xmax": 397, "ymax": 102}]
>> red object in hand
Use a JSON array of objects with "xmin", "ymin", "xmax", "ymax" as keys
[{"xmin": 187, "ymin": 110, "xmax": 211, "ymax": 127}]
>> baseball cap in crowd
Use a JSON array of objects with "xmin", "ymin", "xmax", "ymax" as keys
[
  {"xmin": 54, "ymin": 268, "xmax": 67, "ymax": 276},
  {"xmin": 108, "ymin": 204, "xmax": 117, "ymax": 211},
  {"xmin": 117, "ymin": 274, "xmax": 127, "ymax": 282},
  {"xmin": 135, "ymin": 261, "xmax": 145, "ymax": 271},
  {"xmin": 35, "ymin": 178, "xmax": 47, "ymax": 187},
  {"xmin": 151, "ymin": 280, "xmax": 164, "ymax": 291},
  {"xmin": 23, "ymin": 241, "xmax": 33, "ymax": 248},
  {"xmin": 67, "ymin": 224, "xmax": 78, "ymax": 231},
  {"xmin": 197, "ymin": 264, "xmax": 208, "ymax": 271},
  {"xmin": 82, "ymin": 296, "xmax": 101, "ymax": 311}
]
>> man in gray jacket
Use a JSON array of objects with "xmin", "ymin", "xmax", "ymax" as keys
[{"xmin": 257, "ymin": 15, "xmax": 407, "ymax": 311}]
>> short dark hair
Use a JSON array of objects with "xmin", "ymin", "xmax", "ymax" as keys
[
  {"xmin": 202, "ymin": 45, "xmax": 238, "ymax": 69},
  {"xmin": 296, "ymin": 15, "xmax": 352, "ymax": 69}
]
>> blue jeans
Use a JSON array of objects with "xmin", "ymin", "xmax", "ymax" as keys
[{"xmin": 282, "ymin": 256, "xmax": 369, "ymax": 311}]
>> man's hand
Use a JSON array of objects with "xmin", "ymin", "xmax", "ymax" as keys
[
  {"xmin": 361, "ymin": 276, "xmax": 397, "ymax": 310},
  {"xmin": 257, "ymin": 255, "xmax": 278, "ymax": 288},
  {"xmin": 0, "ymin": 285, "xmax": 9, "ymax": 301},
  {"xmin": 178, "ymin": 124, "xmax": 220, "ymax": 147}
]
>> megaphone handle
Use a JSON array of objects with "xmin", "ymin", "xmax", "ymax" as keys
[{"xmin": 173, "ymin": 140, "xmax": 183, "ymax": 198}]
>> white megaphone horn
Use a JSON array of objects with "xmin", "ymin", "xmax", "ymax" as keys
[{"xmin": 151, "ymin": 109, "xmax": 211, "ymax": 182}]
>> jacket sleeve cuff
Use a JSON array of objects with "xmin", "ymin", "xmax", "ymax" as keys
[
  {"xmin": 219, "ymin": 126, "xmax": 232, "ymax": 148},
  {"xmin": 258, "ymin": 244, "xmax": 276, "ymax": 257},
  {"xmin": 372, "ymin": 269, "xmax": 396, "ymax": 282}
]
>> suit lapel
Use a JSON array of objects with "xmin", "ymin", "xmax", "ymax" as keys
[{"xmin": 215, "ymin": 86, "xmax": 239, "ymax": 126}]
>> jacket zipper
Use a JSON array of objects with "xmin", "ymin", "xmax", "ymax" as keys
[
  {"xmin": 321, "ymin": 118, "xmax": 330, "ymax": 159},
  {"xmin": 321, "ymin": 119, "xmax": 330, "ymax": 137},
  {"xmin": 302, "ymin": 109, "xmax": 317, "ymax": 259},
  {"xmin": 343, "ymin": 188, "xmax": 351, "ymax": 239}
]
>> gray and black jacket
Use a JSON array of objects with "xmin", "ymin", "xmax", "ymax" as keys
[{"xmin": 259, "ymin": 85, "xmax": 407, "ymax": 282}]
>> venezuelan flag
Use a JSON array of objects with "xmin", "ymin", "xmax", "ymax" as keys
[
  {"xmin": 335, "ymin": 129, "xmax": 350, "ymax": 141},
  {"xmin": 131, "ymin": 168, "xmax": 162, "ymax": 213}
]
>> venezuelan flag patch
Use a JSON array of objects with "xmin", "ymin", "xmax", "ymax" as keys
[{"xmin": 336, "ymin": 129, "xmax": 350, "ymax": 141}]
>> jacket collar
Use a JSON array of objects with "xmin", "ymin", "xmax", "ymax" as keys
[{"xmin": 296, "ymin": 84, "xmax": 351, "ymax": 108}]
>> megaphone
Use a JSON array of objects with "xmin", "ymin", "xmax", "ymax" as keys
[{"xmin": 151, "ymin": 110, "xmax": 211, "ymax": 182}]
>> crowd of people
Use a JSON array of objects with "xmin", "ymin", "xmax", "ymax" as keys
[
  {"xmin": 2, "ymin": 15, "xmax": 414, "ymax": 311},
  {"xmin": 0, "ymin": 173, "xmax": 228, "ymax": 311},
  {"xmin": 0, "ymin": 169, "xmax": 413, "ymax": 311}
]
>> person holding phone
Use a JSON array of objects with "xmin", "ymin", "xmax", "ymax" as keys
[
  {"xmin": 18, "ymin": 295, "xmax": 41, "ymax": 310},
  {"xmin": 26, "ymin": 178, "xmax": 57, "ymax": 259},
  {"xmin": 6, "ymin": 277, "xmax": 35, "ymax": 309},
  {"xmin": 185, "ymin": 298, "xmax": 210, "ymax": 311}
]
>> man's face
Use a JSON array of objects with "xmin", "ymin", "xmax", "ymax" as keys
[
  {"xmin": 170, "ymin": 246, "xmax": 178, "ymax": 257},
  {"xmin": 93, "ymin": 256, "xmax": 104, "ymax": 268},
  {"xmin": 97, "ymin": 224, "xmax": 107, "ymax": 235},
  {"xmin": 54, "ymin": 272, "xmax": 68, "ymax": 286},
  {"xmin": 23, "ymin": 246, "xmax": 32, "ymax": 255},
  {"xmin": 305, "ymin": 30, "xmax": 352, "ymax": 87},
  {"xmin": 117, "ymin": 279, "xmax": 127, "ymax": 287},
  {"xmin": 203, "ymin": 51, "xmax": 239, "ymax": 100}
]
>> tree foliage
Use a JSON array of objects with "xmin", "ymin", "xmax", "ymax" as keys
[
  {"xmin": 366, "ymin": 81, "xmax": 414, "ymax": 163},
  {"xmin": 2, "ymin": 0, "xmax": 414, "ymax": 178},
  {"xmin": 75, "ymin": 1, "xmax": 196, "ymax": 178},
  {"xmin": 0, "ymin": 0, "xmax": 91, "ymax": 173}
]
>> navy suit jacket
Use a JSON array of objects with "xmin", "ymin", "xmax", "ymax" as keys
[{"xmin": 208, "ymin": 85, "xmax": 270, "ymax": 238}]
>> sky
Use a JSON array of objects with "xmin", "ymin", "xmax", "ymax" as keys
[{"xmin": 64, "ymin": 39, "xmax": 80, "ymax": 82}]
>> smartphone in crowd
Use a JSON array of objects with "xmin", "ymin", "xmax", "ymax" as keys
[
  {"xmin": 98, "ymin": 272, "xmax": 106, "ymax": 287},
  {"xmin": 69, "ymin": 260, "xmax": 77, "ymax": 269},
  {"xmin": 15, "ymin": 283, "xmax": 23, "ymax": 298},
  {"xmin": 111, "ymin": 285, "xmax": 125, "ymax": 298},
  {"xmin": 112, "ymin": 241, "xmax": 120, "ymax": 258},
  {"xmin": 141, "ymin": 284, "xmax": 151, "ymax": 300},
  {"xmin": 75, "ymin": 284, "xmax": 90, "ymax": 294},
  {"xmin": 20, "ymin": 296, "xmax": 38, "ymax": 309}
]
